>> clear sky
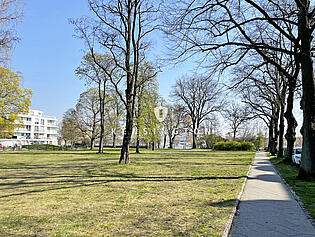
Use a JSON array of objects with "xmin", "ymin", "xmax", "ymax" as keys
[{"xmin": 10, "ymin": 0, "xmax": 192, "ymax": 122}]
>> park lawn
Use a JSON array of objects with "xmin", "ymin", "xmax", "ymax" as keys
[
  {"xmin": 0, "ymin": 149, "xmax": 254, "ymax": 236},
  {"xmin": 270, "ymin": 156, "xmax": 315, "ymax": 220}
]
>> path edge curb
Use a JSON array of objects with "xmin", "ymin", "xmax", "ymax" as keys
[
  {"xmin": 222, "ymin": 152, "xmax": 256, "ymax": 237},
  {"xmin": 271, "ymin": 162, "xmax": 315, "ymax": 228}
]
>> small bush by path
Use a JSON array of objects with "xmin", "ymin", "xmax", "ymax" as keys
[
  {"xmin": 213, "ymin": 141, "xmax": 255, "ymax": 151},
  {"xmin": 0, "ymin": 149, "xmax": 254, "ymax": 236},
  {"xmin": 270, "ymin": 156, "xmax": 315, "ymax": 220}
]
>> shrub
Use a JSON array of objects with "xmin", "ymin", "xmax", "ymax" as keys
[
  {"xmin": 22, "ymin": 144, "xmax": 64, "ymax": 151},
  {"xmin": 199, "ymin": 134, "xmax": 225, "ymax": 149},
  {"xmin": 213, "ymin": 141, "xmax": 255, "ymax": 151},
  {"xmin": 240, "ymin": 142, "xmax": 256, "ymax": 151}
]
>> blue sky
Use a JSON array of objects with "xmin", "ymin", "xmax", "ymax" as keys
[{"xmin": 10, "ymin": 0, "xmax": 192, "ymax": 121}]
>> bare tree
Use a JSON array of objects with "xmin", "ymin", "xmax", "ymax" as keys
[
  {"xmin": 172, "ymin": 75, "xmax": 222, "ymax": 149},
  {"xmin": 222, "ymin": 102, "xmax": 253, "ymax": 141},
  {"xmin": 0, "ymin": 0, "xmax": 24, "ymax": 63},
  {"xmin": 75, "ymin": 53, "xmax": 112, "ymax": 153},
  {"xmin": 71, "ymin": 0, "xmax": 159, "ymax": 163},
  {"xmin": 75, "ymin": 88, "xmax": 100, "ymax": 150},
  {"xmin": 164, "ymin": 104, "xmax": 186, "ymax": 149},
  {"xmin": 163, "ymin": 0, "xmax": 315, "ymax": 179},
  {"xmin": 105, "ymin": 89, "xmax": 124, "ymax": 148}
]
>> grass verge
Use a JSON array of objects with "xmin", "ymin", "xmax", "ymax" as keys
[
  {"xmin": 0, "ymin": 149, "xmax": 254, "ymax": 236},
  {"xmin": 270, "ymin": 156, "xmax": 315, "ymax": 220}
]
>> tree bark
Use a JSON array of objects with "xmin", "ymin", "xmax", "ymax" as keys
[
  {"xmin": 233, "ymin": 128, "xmax": 237, "ymax": 141},
  {"xmin": 273, "ymin": 108, "xmax": 280, "ymax": 156},
  {"xmin": 90, "ymin": 137, "xmax": 95, "ymax": 150},
  {"xmin": 284, "ymin": 81, "xmax": 297, "ymax": 164},
  {"xmin": 112, "ymin": 131, "xmax": 116, "ymax": 148},
  {"xmin": 119, "ymin": 106, "xmax": 133, "ymax": 164},
  {"xmin": 268, "ymin": 119, "xmax": 274, "ymax": 154},
  {"xmin": 192, "ymin": 132, "xmax": 197, "ymax": 149},
  {"xmin": 298, "ymin": 3, "xmax": 315, "ymax": 179},
  {"xmin": 277, "ymin": 84, "xmax": 287, "ymax": 158},
  {"xmin": 168, "ymin": 134, "xmax": 173, "ymax": 149},
  {"xmin": 277, "ymin": 106, "xmax": 285, "ymax": 158},
  {"xmin": 163, "ymin": 134, "xmax": 167, "ymax": 148},
  {"xmin": 98, "ymin": 79, "xmax": 106, "ymax": 154},
  {"xmin": 152, "ymin": 141, "xmax": 155, "ymax": 151},
  {"xmin": 98, "ymin": 112, "xmax": 104, "ymax": 153},
  {"xmin": 136, "ymin": 123, "xmax": 140, "ymax": 154}
]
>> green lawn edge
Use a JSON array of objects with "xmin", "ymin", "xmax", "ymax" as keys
[{"xmin": 269, "ymin": 155, "xmax": 315, "ymax": 221}]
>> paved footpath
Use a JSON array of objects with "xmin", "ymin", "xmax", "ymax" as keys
[{"xmin": 230, "ymin": 152, "xmax": 315, "ymax": 237}]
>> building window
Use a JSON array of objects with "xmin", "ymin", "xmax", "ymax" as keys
[
  {"xmin": 41, "ymin": 119, "xmax": 44, "ymax": 125},
  {"xmin": 35, "ymin": 126, "xmax": 39, "ymax": 132}
]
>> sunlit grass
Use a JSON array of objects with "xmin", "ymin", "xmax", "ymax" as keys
[{"xmin": 0, "ymin": 148, "xmax": 254, "ymax": 236}]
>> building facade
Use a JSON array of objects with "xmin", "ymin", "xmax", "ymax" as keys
[{"xmin": 11, "ymin": 109, "xmax": 58, "ymax": 145}]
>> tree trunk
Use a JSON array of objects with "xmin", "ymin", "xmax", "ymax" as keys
[
  {"xmin": 136, "ymin": 138, "xmax": 140, "ymax": 153},
  {"xmin": 192, "ymin": 132, "xmax": 197, "ymax": 149},
  {"xmin": 136, "ymin": 125, "xmax": 140, "ymax": 153},
  {"xmin": 273, "ymin": 108, "xmax": 280, "ymax": 156},
  {"xmin": 267, "ymin": 119, "xmax": 274, "ymax": 154},
  {"xmin": 163, "ymin": 134, "xmax": 167, "ymax": 148},
  {"xmin": 233, "ymin": 128, "xmax": 237, "ymax": 141},
  {"xmin": 119, "ymin": 108, "xmax": 133, "ymax": 164},
  {"xmin": 192, "ymin": 124, "xmax": 197, "ymax": 149},
  {"xmin": 99, "ymin": 114, "xmax": 104, "ymax": 153},
  {"xmin": 98, "ymin": 80, "xmax": 106, "ymax": 154},
  {"xmin": 112, "ymin": 131, "xmax": 116, "ymax": 148},
  {"xmin": 298, "ymin": 4, "xmax": 315, "ymax": 180},
  {"xmin": 277, "ymin": 85, "xmax": 287, "ymax": 158},
  {"xmin": 90, "ymin": 137, "xmax": 95, "ymax": 150},
  {"xmin": 168, "ymin": 134, "xmax": 173, "ymax": 149},
  {"xmin": 284, "ymin": 81, "xmax": 297, "ymax": 164},
  {"xmin": 277, "ymin": 107, "xmax": 285, "ymax": 158},
  {"xmin": 152, "ymin": 141, "xmax": 155, "ymax": 151}
]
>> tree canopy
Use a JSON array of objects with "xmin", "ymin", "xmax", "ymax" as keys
[{"xmin": 0, "ymin": 66, "xmax": 32, "ymax": 138}]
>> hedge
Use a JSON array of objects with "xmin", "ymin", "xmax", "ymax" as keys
[
  {"xmin": 213, "ymin": 141, "xmax": 255, "ymax": 151},
  {"xmin": 22, "ymin": 144, "xmax": 64, "ymax": 151}
]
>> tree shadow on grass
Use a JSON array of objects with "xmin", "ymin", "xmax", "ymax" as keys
[
  {"xmin": 205, "ymin": 199, "xmax": 237, "ymax": 207},
  {"xmin": 1, "ymin": 151, "xmax": 117, "ymax": 156},
  {"xmin": 0, "ymin": 174, "xmax": 246, "ymax": 199}
]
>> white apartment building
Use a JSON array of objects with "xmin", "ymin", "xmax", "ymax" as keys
[{"xmin": 12, "ymin": 109, "xmax": 58, "ymax": 145}]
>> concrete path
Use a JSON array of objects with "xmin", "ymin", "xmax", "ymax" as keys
[{"xmin": 230, "ymin": 152, "xmax": 315, "ymax": 237}]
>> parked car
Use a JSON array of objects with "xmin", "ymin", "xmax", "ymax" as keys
[{"xmin": 293, "ymin": 147, "xmax": 302, "ymax": 165}]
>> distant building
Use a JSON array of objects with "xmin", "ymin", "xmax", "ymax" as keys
[{"xmin": 10, "ymin": 109, "xmax": 58, "ymax": 145}]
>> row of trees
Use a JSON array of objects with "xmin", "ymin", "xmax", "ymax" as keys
[
  {"xmin": 161, "ymin": 0, "xmax": 315, "ymax": 180},
  {"xmin": 67, "ymin": 0, "xmax": 315, "ymax": 180},
  {"xmin": 60, "ymin": 60, "xmax": 264, "ymax": 153}
]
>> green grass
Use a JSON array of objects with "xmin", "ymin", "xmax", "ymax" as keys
[
  {"xmin": 0, "ymin": 149, "xmax": 254, "ymax": 236},
  {"xmin": 270, "ymin": 156, "xmax": 315, "ymax": 220}
]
